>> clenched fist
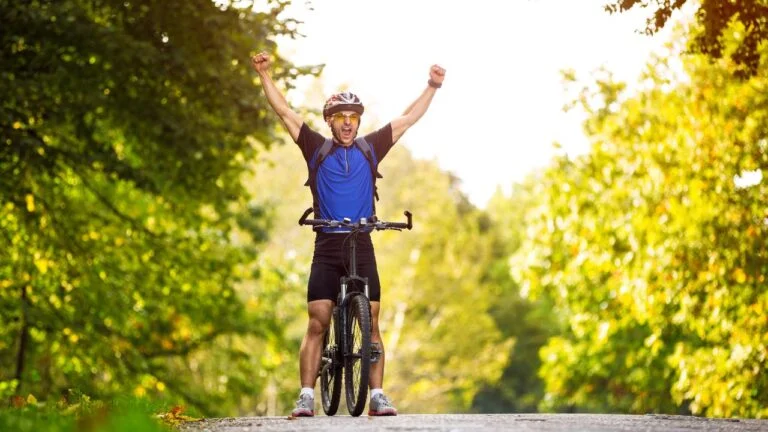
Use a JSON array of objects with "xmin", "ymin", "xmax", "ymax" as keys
[
  {"xmin": 251, "ymin": 52, "xmax": 271, "ymax": 73},
  {"xmin": 429, "ymin": 64, "xmax": 446, "ymax": 85}
]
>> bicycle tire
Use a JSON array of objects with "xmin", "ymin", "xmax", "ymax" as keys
[
  {"xmin": 319, "ymin": 310, "xmax": 342, "ymax": 415},
  {"xmin": 344, "ymin": 294, "xmax": 371, "ymax": 416}
]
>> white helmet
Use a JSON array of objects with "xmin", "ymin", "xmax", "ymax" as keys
[{"xmin": 323, "ymin": 92, "xmax": 364, "ymax": 117}]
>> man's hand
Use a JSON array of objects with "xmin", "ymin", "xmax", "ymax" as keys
[
  {"xmin": 251, "ymin": 52, "xmax": 271, "ymax": 73},
  {"xmin": 392, "ymin": 63, "xmax": 446, "ymax": 143},
  {"xmin": 251, "ymin": 50, "xmax": 302, "ymax": 141},
  {"xmin": 430, "ymin": 64, "xmax": 446, "ymax": 85}
]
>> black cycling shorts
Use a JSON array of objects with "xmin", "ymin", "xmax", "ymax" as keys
[{"xmin": 307, "ymin": 232, "xmax": 381, "ymax": 303}]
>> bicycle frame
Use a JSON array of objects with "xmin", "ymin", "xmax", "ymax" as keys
[
  {"xmin": 337, "ymin": 229, "xmax": 371, "ymax": 365},
  {"xmin": 340, "ymin": 229, "xmax": 370, "ymax": 299},
  {"xmin": 299, "ymin": 208, "xmax": 412, "ymax": 416},
  {"xmin": 298, "ymin": 207, "xmax": 412, "ymax": 308}
]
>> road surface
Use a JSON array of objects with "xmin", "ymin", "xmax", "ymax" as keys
[{"xmin": 179, "ymin": 413, "xmax": 768, "ymax": 431}]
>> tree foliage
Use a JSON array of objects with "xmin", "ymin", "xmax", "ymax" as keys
[
  {"xmin": 0, "ymin": 0, "xmax": 317, "ymax": 415},
  {"xmin": 512, "ymin": 28, "xmax": 767, "ymax": 417},
  {"xmin": 605, "ymin": 0, "xmax": 768, "ymax": 77},
  {"xmin": 372, "ymin": 145, "xmax": 512, "ymax": 413}
]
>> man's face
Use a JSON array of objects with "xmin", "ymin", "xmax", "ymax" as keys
[{"xmin": 327, "ymin": 111, "xmax": 361, "ymax": 146}]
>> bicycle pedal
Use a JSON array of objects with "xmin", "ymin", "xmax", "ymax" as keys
[{"xmin": 370, "ymin": 342, "xmax": 382, "ymax": 363}]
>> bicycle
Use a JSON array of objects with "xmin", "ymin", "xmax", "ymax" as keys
[{"xmin": 298, "ymin": 208, "xmax": 412, "ymax": 417}]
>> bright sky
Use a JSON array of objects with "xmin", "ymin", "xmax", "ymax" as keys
[{"xmin": 275, "ymin": 0, "xmax": 684, "ymax": 208}]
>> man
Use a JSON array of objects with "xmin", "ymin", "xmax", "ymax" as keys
[{"xmin": 251, "ymin": 51, "xmax": 445, "ymax": 417}]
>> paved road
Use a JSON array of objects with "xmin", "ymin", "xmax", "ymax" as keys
[{"xmin": 180, "ymin": 414, "xmax": 768, "ymax": 432}]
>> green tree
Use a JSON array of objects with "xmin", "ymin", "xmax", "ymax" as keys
[
  {"xmin": 235, "ymin": 136, "xmax": 317, "ymax": 415},
  {"xmin": 0, "ymin": 0, "xmax": 317, "ymax": 415},
  {"xmin": 512, "ymin": 27, "xmax": 767, "ymax": 417},
  {"xmin": 605, "ymin": 0, "xmax": 768, "ymax": 77},
  {"xmin": 471, "ymin": 180, "xmax": 562, "ymax": 413},
  {"xmin": 371, "ymin": 145, "xmax": 512, "ymax": 413}
]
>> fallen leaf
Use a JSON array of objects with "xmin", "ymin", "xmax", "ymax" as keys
[
  {"xmin": 156, "ymin": 405, "xmax": 201, "ymax": 426},
  {"xmin": 11, "ymin": 395, "xmax": 25, "ymax": 408}
]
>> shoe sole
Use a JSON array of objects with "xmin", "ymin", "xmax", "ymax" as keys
[
  {"xmin": 368, "ymin": 410, "xmax": 397, "ymax": 416},
  {"xmin": 291, "ymin": 410, "xmax": 314, "ymax": 417}
]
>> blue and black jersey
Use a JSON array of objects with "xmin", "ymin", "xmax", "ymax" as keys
[{"xmin": 295, "ymin": 123, "xmax": 394, "ymax": 231}]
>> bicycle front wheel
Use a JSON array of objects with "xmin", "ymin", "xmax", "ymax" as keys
[
  {"xmin": 319, "ymin": 310, "xmax": 342, "ymax": 415},
  {"xmin": 344, "ymin": 294, "xmax": 371, "ymax": 417}
]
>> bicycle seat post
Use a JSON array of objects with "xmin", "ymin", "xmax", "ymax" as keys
[
  {"xmin": 348, "ymin": 227, "xmax": 358, "ymax": 279},
  {"xmin": 347, "ymin": 220, "xmax": 370, "ymax": 299}
]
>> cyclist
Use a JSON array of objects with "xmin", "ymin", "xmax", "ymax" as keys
[{"xmin": 251, "ymin": 51, "xmax": 445, "ymax": 417}]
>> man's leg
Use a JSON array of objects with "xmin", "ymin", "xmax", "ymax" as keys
[
  {"xmin": 299, "ymin": 299, "xmax": 334, "ymax": 387},
  {"xmin": 369, "ymin": 301, "xmax": 385, "ymax": 389},
  {"xmin": 293, "ymin": 299, "xmax": 333, "ymax": 417},
  {"xmin": 368, "ymin": 301, "xmax": 397, "ymax": 415}
]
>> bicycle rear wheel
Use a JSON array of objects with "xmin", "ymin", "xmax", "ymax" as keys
[
  {"xmin": 319, "ymin": 310, "xmax": 342, "ymax": 415},
  {"xmin": 344, "ymin": 294, "xmax": 371, "ymax": 417}
]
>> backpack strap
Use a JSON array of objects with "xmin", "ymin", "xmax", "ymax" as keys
[
  {"xmin": 304, "ymin": 138, "xmax": 334, "ymax": 187},
  {"xmin": 354, "ymin": 137, "xmax": 383, "ymax": 202},
  {"xmin": 304, "ymin": 138, "xmax": 334, "ymax": 217}
]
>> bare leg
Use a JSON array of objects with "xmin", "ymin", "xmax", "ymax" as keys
[
  {"xmin": 299, "ymin": 300, "xmax": 334, "ymax": 388},
  {"xmin": 369, "ymin": 301, "xmax": 385, "ymax": 389}
]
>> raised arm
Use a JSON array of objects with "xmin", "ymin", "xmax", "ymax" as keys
[
  {"xmin": 251, "ymin": 52, "xmax": 303, "ymax": 142},
  {"xmin": 391, "ymin": 64, "xmax": 446, "ymax": 143}
]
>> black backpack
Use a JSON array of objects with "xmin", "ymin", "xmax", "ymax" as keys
[{"xmin": 304, "ymin": 137, "xmax": 383, "ymax": 214}]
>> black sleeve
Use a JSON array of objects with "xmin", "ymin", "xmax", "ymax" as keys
[
  {"xmin": 363, "ymin": 123, "xmax": 395, "ymax": 163},
  {"xmin": 295, "ymin": 123, "xmax": 327, "ymax": 163}
]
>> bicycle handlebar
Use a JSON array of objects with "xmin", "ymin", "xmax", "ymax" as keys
[{"xmin": 298, "ymin": 208, "xmax": 413, "ymax": 231}]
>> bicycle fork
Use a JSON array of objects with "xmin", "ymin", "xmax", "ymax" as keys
[{"xmin": 338, "ymin": 289, "xmax": 381, "ymax": 364}]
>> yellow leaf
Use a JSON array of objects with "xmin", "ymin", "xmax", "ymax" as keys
[
  {"xmin": 34, "ymin": 257, "xmax": 49, "ymax": 274},
  {"xmin": 25, "ymin": 194, "xmax": 35, "ymax": 212},
  {"xmin": 27, "ymin": 394, "xmax": 37, "ymax": 405},
  {"xmin": 733, "ymin": 268, "xmax": 747, "ymax": 284}
]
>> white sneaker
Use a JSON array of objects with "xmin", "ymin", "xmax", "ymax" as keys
[
  {"xmin": 368, "ymin": 393, "xmax": 397, "ymax": 416},
  {"xmin": 291, "ymin": 393, "xmax": 314, "ymax": 417}
]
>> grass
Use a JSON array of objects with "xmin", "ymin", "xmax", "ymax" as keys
[{"xmin": 0, "ymin": 393, "xmax": 197, "ymax": 432}]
